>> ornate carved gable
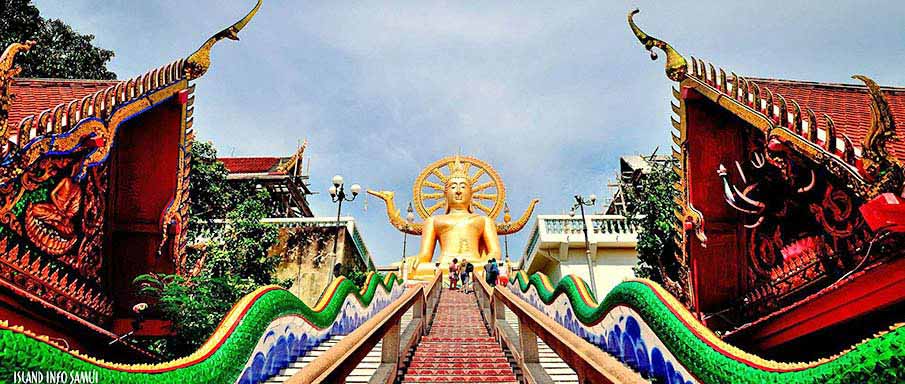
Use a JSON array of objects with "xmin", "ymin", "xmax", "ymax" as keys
[
  {"xmin": 629, "ymin": 9, "xmax": 905, "ymax": 339},
  {"xmin": 0, "ymin": 0, "xmax": 262, "ymax": 331}
]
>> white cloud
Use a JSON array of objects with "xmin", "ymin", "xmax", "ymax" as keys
[{"xmin": 31, "ymin": 0, "xmax": 905, "ymax": 265}]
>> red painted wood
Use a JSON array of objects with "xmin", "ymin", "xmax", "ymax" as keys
[
  {"xmin": 860, "ymin": 193, "xmax": 905, "ymax": 232},
  {"xmin": 177, "ymin": 89, "xmax": 189, "ymax": 105},
  {"xmin": 683, "ymin": 89, "xmax": 750, "ymax": 317},
  {"xmin": 112, "ymin": 318, "xmax": 174, "ymax": 337},
  {"xmin": 105, "ymin": 99, "xmax": 181, "ymax": 317},
  {"xmin": 740, "ymin": 256, "xmax": 905, "ymax": 350}
]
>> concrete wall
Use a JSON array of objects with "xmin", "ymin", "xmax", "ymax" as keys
[
  {"xmin": 270, "ymin": 226, "xmax": 341, "ymax": 307},
  {"xmin": 263, "ymin": 218, "xmax": 374, "ymax": 307},
  {"xmin": 556, "ymin": 247, "xmax": 637, "ymax": 298}
]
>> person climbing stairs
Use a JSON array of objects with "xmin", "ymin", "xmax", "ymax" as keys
[{"xmin": 400, "ymin": 289, "xmax": 518, "ymax": 383}]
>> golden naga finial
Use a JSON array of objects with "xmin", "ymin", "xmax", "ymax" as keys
[
  {"xmin": 628, "ymin": 9, "xmax": 687, "ymax": 82},
  {"xmin": 184, "ymin": 0, "xmax": 263, "ymax": 80},
  {"xmin": 366, "ymin": 190, "xmax": 424, "ymax": 235},
  {"xmin": 0, "ymin": 40, "xmax": 36, "ymax": 142},
  {"xmin": 852, "ymin": 75, "xmax": 900, "ymax": 178},
  {"xmin": 497, "ymin": 198, "xmax": 539, "ymax": 235}
]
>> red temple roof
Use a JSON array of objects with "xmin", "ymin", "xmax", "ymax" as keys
[
  {"xmin": 219, "ymin": 157, "xmax": 284, "ymax": 174},
  {"xmin": 751, "ymin": 78, "xmax": 905, "ymax": 159},
  {"xmin": 8, "ymin": 78, "xmax": 120, "ymax": 135}
]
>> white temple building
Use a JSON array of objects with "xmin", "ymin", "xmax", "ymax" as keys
[{"xmin": 518, "ymin": 214, "xmax": 639, "ymax": 298}]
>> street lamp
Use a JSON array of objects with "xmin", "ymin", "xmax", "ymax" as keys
[
  {"xmin": 328, "ymin": 174, "xmax": 361, "ymax": 283},
  {"xmin": 570, "ymin": 193, "xmax": 598, "ymax": 296},
  {"xmin": 503, "ymin": 203, "xmax": 511, "ymax": 272},
  {"xmin": 401, "ymin": 202, "xmax": 415, "ymax": 280}
]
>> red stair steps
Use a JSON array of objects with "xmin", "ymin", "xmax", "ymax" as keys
[
  {"xmin": 407, "ymin": 362, "xmax": 512, "ymax": 370},
  {"xmin": 400, "ymin": 289, "xmax": 517, "ymax": 384}
]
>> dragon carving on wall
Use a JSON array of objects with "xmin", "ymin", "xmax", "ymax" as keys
[
  {"xmin": 718, "ymin": 135, "xmax": 871, "ymax": 313},
  {"xmin": 0, "ymin": 149, "xmax": 112, "ymax": 321},
  {"xmin": 712, "ymin": 73, "xmax": 905, "ymax": 316},
  {"xmin": 26, "ymin": 177, "xmax": 81, "ymax": 256},
  {"xmin": 1, "ymin": 154, "xmax": 108, "ymax": 280}
]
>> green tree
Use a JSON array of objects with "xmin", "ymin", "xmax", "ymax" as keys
[
  {"xmin": 134, "ymin": 143, "xmax": 284, "ymax": 358},
  {"xmin": 1, "ymin": 0, "xmax": 116, "ymax": 79},
  {"xmin": 623, "ymin": 158, "xmax": 683, "ymax": 286},
  {"xmin": 185, "ymin": 141, "xmax": 232, "ymax": 239}
]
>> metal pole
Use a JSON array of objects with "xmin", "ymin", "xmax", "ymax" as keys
[
  {"xmin": 328, "ymin": 191, "xmax": 343, "ymax": 284},
  {"xmin": 295, "ymin": 243, "xmax": 303, "ymax": 296},
  {"xmin": 401, "ymin": 232, "xmax": 408, "ymax": 280},
  {"xmin": 577, "ymin": 198, "xmax": 598, "ymax": 295},
  {"xmin": 504, "ymin": 234, "xmax": 510, "ymax": 279}
]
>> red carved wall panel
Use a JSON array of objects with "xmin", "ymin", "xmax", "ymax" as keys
[
  {"xmin": 684, "ymin": 91, "xmax": 750, "ymax": 316},
  {"xmin": 105, "ymin": 99, "xmax": 181, "ymax": 316}
]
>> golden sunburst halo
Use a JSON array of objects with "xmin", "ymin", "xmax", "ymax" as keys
[{"xmin": 412, "ymin": 155, "xmax": 506, "ymax": 219}]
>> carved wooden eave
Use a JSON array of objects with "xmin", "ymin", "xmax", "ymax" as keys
[
  {"xmin": 630, "ymin": 9, "xmax": 902, "ymax": 202},
  {"xmin": 0, "ymin": 0, "xmax": 263, "ymax": 331},
  {"xmin": 677, "ymin": 68, "xmax": 902, "ymax": 200},
  {"xmin": 628, "ymin": 10, "xmax": 905, "ymax": 315},
  {"xmin": 0, "ymin": 40, "xmax": 36, "ymax": 143},
  {"xmin": 8, "ymin": 0, "xmax": 262, "ymax": 154}
]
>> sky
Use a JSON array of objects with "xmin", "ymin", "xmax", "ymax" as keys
[{"xmin": 33, "ymin": 1, "xmax": 905, "ymax": 266}]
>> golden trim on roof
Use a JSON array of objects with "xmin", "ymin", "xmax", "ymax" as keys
[
  {"xmin": 0, "ymin": 40, "xmax": 35, "ymax": 143},
  {"xmin": 184, "ymin": 0, "xmax": 263, "ymax": 80},
  {"xmin": 9, "ymin": 1, "xmax": 263, "ymax": 153},
  {"xmin": 275, "ymin": 139, "xmax": 308, "ymax": 174},
  {"xmin": 679, "ymin": 59, "xmax": 902, "ymax": 199},
  {"xmin": 629, "ymin": 9, "xmax": 902, "ymax": 199},
  {"xmin": 853, "ymin": 75, "xmax": 901, "ymax": 178},
  {"xmin": 628, "ymin": 9, "xmax": 687, "ymax": 82}
]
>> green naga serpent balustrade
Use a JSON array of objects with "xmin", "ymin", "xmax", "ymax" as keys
[
  {"xmin": 507, "ymin": 271, "xmax": 905, "ymax": 384},
  {"xmin": 0, "ymin": 272, "xmax": 405, "ymax": 384}
]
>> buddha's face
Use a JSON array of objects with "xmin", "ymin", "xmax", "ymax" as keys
[{"xmin": 445, "ymin": 177, "xmax": 472, "ymax": 212}]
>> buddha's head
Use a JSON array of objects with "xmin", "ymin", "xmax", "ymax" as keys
[{"xmin": 445, "ymin": 156, "xmax": 473, "ymax": 213}]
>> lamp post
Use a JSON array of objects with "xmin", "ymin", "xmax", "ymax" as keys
[
  {"xmin": 328, "ymin": 174, "xmax": 361, "ymax": 284},
  {"xmin": 401, "ymin": 202, "xmax": 415, "ymax": 280},
  {"xmin": 503, "ymin": 203, "xmax": 511, "ymax": 275},
  {"xmin": 570, "ymin": 194, "xmax": 598, "ymax": 296}
]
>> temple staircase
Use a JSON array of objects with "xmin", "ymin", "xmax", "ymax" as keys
[
  {"xmin": 270, "ymin": 273, "xmax": 641, "ymax": 383},
  {"xmin": 263, "ymin": 313, "xmax": 413, "ymax": 383},
  {"xmin": 399, "ymin": 289, "xmax": 518, "ymax": 383},
  {"xmin": 503, "ymin": 308, "xmax": 578, "ymax": 384}
]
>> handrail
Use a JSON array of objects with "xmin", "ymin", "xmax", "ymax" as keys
[
  {"xmin": 423, "ymin": 271, "xmax": 442, "ymax": 327},
  {"xmin": 289, "ymin": 272, "xmax": 442, "ymax": 384},
  {"xmin": 479, "ymin": 276, "xmax": 645, "ymax": 384},
  {"xmin": 474, "ymin": 273, "xmax": 493, "ymax": 327}
]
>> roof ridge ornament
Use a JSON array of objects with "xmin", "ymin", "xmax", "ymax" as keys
[
  {"xmin": 184, "ymin": 0, "xmax": 263, "ymax": 80},
  {"xmin": 628, "ymin": 9, "xmax": 688, "ymax": 81},
  {"xmin": 0, "ymin": 40, "xmax": 36, "ymax": 143},
  {"xmin": 852, "ymin": 75, "xmax": 900, "ymax": 177}
]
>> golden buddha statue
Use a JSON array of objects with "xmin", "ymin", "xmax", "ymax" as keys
[{"xmin": 368, "ymin": 155, "xmax": 538, "ymax": 281}]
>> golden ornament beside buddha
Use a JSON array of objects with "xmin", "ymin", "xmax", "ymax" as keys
[{"xmin": 368, "ymin": 155, "xmax": 538, "ymax": 281}]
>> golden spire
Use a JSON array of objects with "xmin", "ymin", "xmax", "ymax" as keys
[
  {"xmin": 184, "ymin": 0, "xmax": 263, "ymax": 79},
  {"xmin": 628, "ymin": 9, "xmax": 688, "ymax": 82},
  {"xmin": 0, "ymin": 40, "xmax": 35, "ymax": 143},
  {"xmin": 449, "ymin": 154, "xmax": 468, "ymax": 180}
]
